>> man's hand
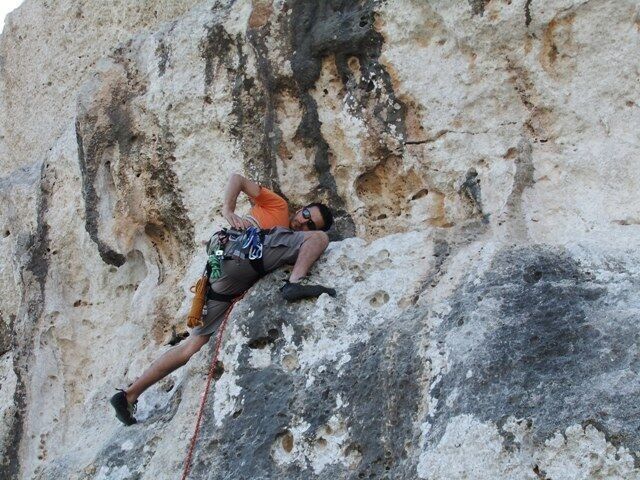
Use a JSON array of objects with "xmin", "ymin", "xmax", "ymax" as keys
[
  {"xmin": 280, "ymin": 280, "xmax": 336, "ymax": 301},
  {"xmin": 223, "ymin": 209, "xmax": 252, "ymax": 230}
]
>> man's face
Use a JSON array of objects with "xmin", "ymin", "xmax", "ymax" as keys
[{"xmin": 290, "ymin": 206, "xmax": 324, "ymax": 231}]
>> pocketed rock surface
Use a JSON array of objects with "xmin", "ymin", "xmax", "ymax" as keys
[{"xmin": 1, "ymin": 1, "xmax": 639, "ymax": 479}]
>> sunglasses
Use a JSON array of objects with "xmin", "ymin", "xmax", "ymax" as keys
[{"xmin": 302, "ymin": 207, "xmax": 317, "ymax": 231}]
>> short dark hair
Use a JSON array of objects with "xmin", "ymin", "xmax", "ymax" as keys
[{"xmin": 306, "ymin": 202, "xmax": 334, "ymax": 231}]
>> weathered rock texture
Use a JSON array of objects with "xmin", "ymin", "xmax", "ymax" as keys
[{"xmin": 1, "ymin": 1, "xmax": 639, "ymax": 479}]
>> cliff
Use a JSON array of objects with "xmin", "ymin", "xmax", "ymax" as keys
[{"xmin": 1, "ymin": 1, "xmax": 639, "ymax": 479}]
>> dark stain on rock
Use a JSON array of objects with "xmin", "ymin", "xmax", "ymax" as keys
[
  {"xmin": 201, "ymin": 23, "xmax": 236, "ymax": 88},
  {"xmin": 24, "ymin": 161, "xmax": 51, "ymax": 296},
  {"xmin": 459, "ymin": 168, "xmax": 488, "ymax": 222},
  {"xmin": 468, "ymin": 0, "xmax": 490, "ymax": 16},
  {"xmin": 289, "ymin": 0, "xmax": 406, "ymax": 239},
  {"xmin": 525, "ymin": 0, "xmax": 533, "ymax": 27},
  {"xmin": 425, "ymin": 246, "xmax": 640, "ymax": 458},
  {"xmin": 156, "ymin": 38, "xmax": 170, "ymax": 76},
  {"xmin": 75, "ymin": 48, "xmax": 143, "ymax": 268},
  {"xmin": 339, "ymin": 312, "xmax": 424, "ymax": 479},
  {"xmin": 75, "ymin": 120, "xmax": 126, "ymax": 267},
  {"xmin": 505, "ymin": 138, "xmax": 535, "ymax": 219},
  {"xmin": 140, "ymin": 128, "xmax": 194, "ymax": 269},
  {"xmin": 413, "ymin": 238, "xmax": 451, "ymax": 303},
  {"xmin": 2, "ymin": 161, "xmax": 52, "ymax": 479},
  {"xmin": 193, "ymin": 366, "xmax": 296, "ymax": 479},
  {"xmin": 245, "ymin": 27, "xmax": 289, "ymax": 195},
  {"xmin": 0, "ymin": 312, "xmax": 10, "ymax": 357},
  {"xmin": 1, "ymin": 370, "xmax": 25, "ymax": 480},
  {"xmin": 533, "ymin": 464, "xmax": 551, "ymax": 479},
  {"xmin": 201, "ymin": 22, "xmax": 283, "ymax": 198},
  {"xmin": 76, "ymin": 47, "xmax": 194, "ymax": 269}
]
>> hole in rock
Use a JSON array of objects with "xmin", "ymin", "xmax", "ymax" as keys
[
  {"xmin": 348, "ymin": 56, "xmax": 360, "ymax": 72},
  {"xmin": 410, "ymin": 189, "xmax": 428, "ymax": 201},
  {"xmin": 523, "ymin": 266, "xmax": 543, "ymax": 283},
  {"xmin": 369, "ymin": 290, "xmax": 390, "ymax": 307},
  {"xmin": 212, "ymin": 360, "xmax": 224, "ymax": 380},
  {"xmin": 248, "ymin": 337, "xmax": 271, "ymax": 349},
  {"xmin": 161, "ymin": 377, "xmax": 175, "ymax": 392},
  {"xmin": 277, "ymin": 430, "xmax": 294, "ymax": 453},
  {"xmin": 282, "ymin": 353, "xmax": 299, "ymax": 371},
  {"xmin": 267, "ymin": 328, "xmax": 280, "ymax": 340}
]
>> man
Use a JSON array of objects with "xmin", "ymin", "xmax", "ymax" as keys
[{"xmin": 110, "ymin": 173, "xmax": 336, "ymax": 425}]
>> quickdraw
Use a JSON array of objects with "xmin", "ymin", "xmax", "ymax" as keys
[{"xmin": 241, "ymin": 226, "xmax": 264, "ymax": 260}]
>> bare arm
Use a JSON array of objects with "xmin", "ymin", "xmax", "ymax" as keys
[{"xmin": 221, "ymin": 173, "xmax": 261, "ymax": 229}]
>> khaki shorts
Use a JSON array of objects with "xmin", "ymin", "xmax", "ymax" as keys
[{"xmin": 191, "ymin": 227, "xmax": 306, "ymax": 336}]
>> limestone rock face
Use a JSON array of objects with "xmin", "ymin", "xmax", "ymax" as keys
[{"xmin": 1, "ymin": 1, "xmax": 639, "ymax": 479}]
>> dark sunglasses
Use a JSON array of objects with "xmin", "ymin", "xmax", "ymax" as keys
[{"xmin": 302, "ymin": 207, "xmax": 317, "ymax": 231}]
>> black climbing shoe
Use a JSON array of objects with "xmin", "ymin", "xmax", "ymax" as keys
[
  {"xmin": 110, "ymin": 389, "xmax": 138, "ymax": 426},
  {"xmin": 280, "ymin": 280, "xmax": 336, "ymax": 302}
]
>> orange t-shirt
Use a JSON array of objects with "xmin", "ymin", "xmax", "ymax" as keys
[{"xmin": 246, "ymin": 187, "xmax": 290, "ymax": 229}]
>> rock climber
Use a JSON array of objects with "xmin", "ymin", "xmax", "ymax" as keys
[{"xmin": 110, "ymin": 173, "xmax": 336, "ymax": 425}]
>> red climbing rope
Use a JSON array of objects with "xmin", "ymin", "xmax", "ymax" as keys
[{"xmin": 181, "ymin": 294, "xmax": 245, "ymax": 480}]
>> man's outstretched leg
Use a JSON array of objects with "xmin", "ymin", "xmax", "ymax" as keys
[
  {"xmin": 110, "ymin": 333, "xmax": 210, "ymax": 425},
  {"xmin": 110, "ymin": 290, "xmax": 240, "ymax": 426}
]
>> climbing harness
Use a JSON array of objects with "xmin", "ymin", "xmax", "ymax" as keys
[
  {"xmin": 195, "ymin": 227, "xmax": 267, "ymax": 310},
  {"xmin": 181, "ymin": 293, "xmax": 245, "ymax": 480},
  {"xmin": 186, "ymin": 229, "xmax": 232, "ymax": 328},
  {"xmin": 210, "ymin": 226, "xmax": 267, "ymax": 278}
]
